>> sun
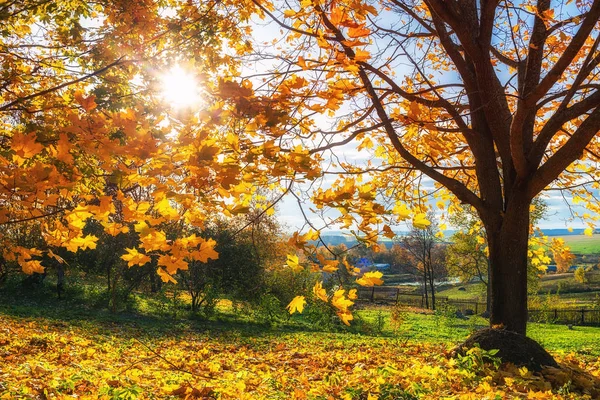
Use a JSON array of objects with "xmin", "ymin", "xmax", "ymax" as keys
[{"xmin": 159, "ymin": 65, "xmax": 202, "ymax": 109}]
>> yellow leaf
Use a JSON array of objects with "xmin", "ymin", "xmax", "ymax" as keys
[
  {"xmin": 297, "ymin": 56, "xmax": 308, "ymax": 70},
  {"xmin": 393, "ymin": 203, "xmax": 411, "ymax": 220},
  {"xmin": 103, "ymin": 222, "xmax": 130, "ymax": 236},
  {"xmin": 408, "ymin": 101, "xmax": 421, "ymax": 119},
  {"xmin": 283, "ymin": 9, "xmax": 295, "ymax": 17},
  {"xmin": 157, "ymin": 267, "xmax": 177, "ymax": 284},
  {"xmin": 189, "ymin": 238, "xmax": 219, "ymax": 263},
  {"xmin": 121, "ymin": 248, "xmax": 151, "ymax": 268},
  {"xmin": 286, "ymin": 296, "xmax": 306, "ymax": 314},
  {"xmin": 354, "ymin": 49, "xmax": 370, "ymax": 62},
  {"xmin": 331, "ymin": 289, "xmax": 354, "ymax": 312},
  {"xmin": 134, "ymin": 221, "xmax": 150, "ymax": 234},
  {"xmin": 584, "ymin": 227, "xmax": 594, "ymax": 236},
  {"xmin": 348, "ymin": 289, "xmax": 358, "ymax": 300},
  {"xmin": 412, "ymin": 213, "xmax": 431, "ymax": 229},
  {"xmin": 21, "ymin": 260, "xmax": 45, "ymax": 275},
  {"xmin": 65, "ymin": 235, "xmax": 98, "ymax": 252},
  {"xmin": 158, "ymin": 254, "xmax": 188, "ymax": 274},
  {"xmin": 337, "ymin": 311, "xmax": 353, "ymax": 326},
  {"xmin": 154, "ymin": 198, "xmax": 179, "ymax": 220},
  {"xmin": 347, "ymin": 26, "xmax": 370, "ymax": 38},
  {"xmin": 356, "ymin": 271, "xmax": 384, "ymax": 287},
  {"xmin": 313, "ymin": 281, "xmax": 328, "ymax": 302},
  {"xmin": 73, "ymin": 90, "xmax": 97, "ymax": 111},
  {"xmin": 286, "ymin": 254, "xmax": 303, "ymax": 272}
]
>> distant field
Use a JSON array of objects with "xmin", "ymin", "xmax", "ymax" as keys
[
  {"xmin": 556, "ymin": 234, "xmax": 600, "ymax": 254},
  {"xmin": 433, "ymin": 272, "xmax": 600, "ymax": 308}
]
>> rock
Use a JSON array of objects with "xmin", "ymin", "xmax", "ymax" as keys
[
  {"xmin": 480, "ymin": 310, "xmax": 490, "ymax": 318},
  {"xmin": 452, "ymin": 328, "xmax": 558, "ymax": 371},
  {"xmin": 458, "ymin": 287, "xmax": 467, "ymax": 291},
  {"xmin": 464, "ymin": 309, "xmax": 475, "ymax": 316}
]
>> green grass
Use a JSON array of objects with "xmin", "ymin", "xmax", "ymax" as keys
[
  {"xmin": 354, "ymin": 306, "xmax": 600, "ymax": 356},
  {"xmin": 558, "ymin": 234, "xmax": 600, "ymax": 254},
  {"xmin": 436, "ymin": 282, "xmax": 487, "ymax": 300},
  {"xmin": 2, "ymin": 272, "xmax": 600, "ymax": 361},
  {"xmin": 434, "ymin": 272, "xmax": 600, "ymax": 308}
]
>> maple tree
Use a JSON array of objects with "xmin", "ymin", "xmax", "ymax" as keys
[
  {"xmin": 3, "ymin": 0, "xmax": 599, "ymax": 339},
  {"xmin": 0, "ymin": 0, "xmax": 261, "ymax": 283},
  {"xmin": 227, "ymin": 0, "xmax": 600, "ymax": 335}
]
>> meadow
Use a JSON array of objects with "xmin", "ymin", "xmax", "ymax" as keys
[
  {"xmin": 556, "ymin": 235, "xmax": 600, "ymax": 255},
  {"xmin": 1, "ymin": 278, "xmax": 600, "ymax": 399},
  {"xmin": 435, "ymin": 271, "xmax": 600, "ymax": 309}
]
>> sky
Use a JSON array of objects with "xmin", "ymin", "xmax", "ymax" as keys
[{"xmin": 275, "ymin": 181, "xmax": 592, "ymax": 233}]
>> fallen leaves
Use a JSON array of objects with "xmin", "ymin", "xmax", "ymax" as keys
[{"xmin": 0, "ymin": 316, "xmax": 598, "ymax": 399}]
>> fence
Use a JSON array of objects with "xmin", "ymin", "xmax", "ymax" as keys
[
  {"xmin": 528, "ymin": 308, "xmax": 600, "ymax": 326},
  {"xmin": 357, "ymin": 286, "xmax": 600, "ymax": 326}
]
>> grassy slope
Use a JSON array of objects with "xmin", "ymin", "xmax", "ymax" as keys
[
  {"xmin": 434, "ymin": 272, "xmax": 600, "ymax": 307},
  {"xmin": 559, "ymin": 234, "xmax": 600, "ymax": 254}
]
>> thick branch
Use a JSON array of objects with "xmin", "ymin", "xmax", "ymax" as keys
[
  {"xmin": 529, "ymin": 108, "xmax": 600, "ymax": 197},
  {"xmin": 526, "ymin": 0, "xmax": 600, "ymax": 105},
  {"xmin": 530, "ymin": 91, "xmax": 600, "ymax": 168},
  {"xmin": 509, "ymin": 0, "xmax": 551, "ymax": 179}
]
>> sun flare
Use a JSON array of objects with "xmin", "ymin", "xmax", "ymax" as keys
[{"xmin": 159, "ymin": 65, "xmax": 202, "ymax": 109}]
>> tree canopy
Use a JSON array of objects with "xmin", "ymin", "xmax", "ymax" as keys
[{"xmin": 0, "ymin": 0, "xmax": 257, "ymax": 282}]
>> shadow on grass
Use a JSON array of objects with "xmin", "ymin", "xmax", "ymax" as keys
[{"xmin": 0, "ymin": 277, "xmax": 362, "ymax": 342}]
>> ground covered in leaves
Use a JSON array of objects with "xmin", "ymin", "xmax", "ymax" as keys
[{"xmin": 1, "ymin": 316, "xmax": 599, "ymax": 399}]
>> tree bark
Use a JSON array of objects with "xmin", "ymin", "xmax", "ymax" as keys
[
  {"xmin": 486, "ymin": 259, "xmax": 491, "ymax": 313},
  {"xmin": 427, "ymin": 260, "xmax": 436, "ymax": 311},
  {"xmin": 485, "ymin": 194, "xmax": 531, "ymax": 334}
]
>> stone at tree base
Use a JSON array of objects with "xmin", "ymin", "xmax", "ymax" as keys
[{"xmin": 453, "ymin": 328, "xmax": 558, "ymax": 372}]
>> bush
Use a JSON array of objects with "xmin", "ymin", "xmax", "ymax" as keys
[
  {"xmin": 252, "ymin": 294, "xmax": 286, "ymax": 324},
  {"xmin": 574, "ymin": 267, "xmax": 588, "ymax": 284},
  {"xmin": 262, "ymin": 268, "xmax": 318, "ymax": 308}
]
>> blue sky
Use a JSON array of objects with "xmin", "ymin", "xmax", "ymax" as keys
[{"xmin": 275, "ymin": 181, "xmax": 593, "ymax": 233}]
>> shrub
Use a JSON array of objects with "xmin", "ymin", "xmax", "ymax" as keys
[{"xmin": 574, "ymin": 267, "xmax": 588, "ymax": 284}]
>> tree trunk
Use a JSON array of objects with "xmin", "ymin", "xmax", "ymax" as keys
[
  {"xmin": 485, "ymin": 258, "xmax": 491, "ymax": 313},
  {"xmin": 485, "ymin": 195, "xmax": 531, "ymax": 334},
  {"xmin": 422, "ymin": 270, "xmax": 429, "ymax": 309},
  {"xmin": 427, "ymin": 263, "xmax": 436, "ymax": 310}
]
